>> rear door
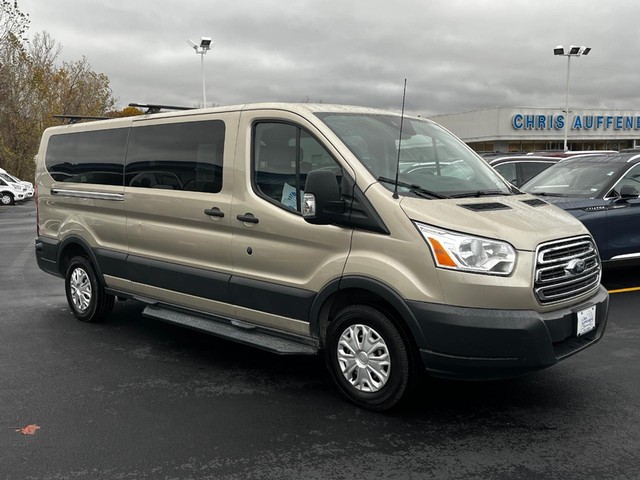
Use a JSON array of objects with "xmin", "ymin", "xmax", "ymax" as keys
[
  {"xmin": 229, "ymin": 108, "xmax": 354, "ymax": 336},
  {"xmin": 122, "ymin": 113, "xmax": 239, "ymax": 317}
]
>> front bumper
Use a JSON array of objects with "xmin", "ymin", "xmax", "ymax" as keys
[{"xmin": 407, "ymin": 285, "xmax": 609, "ymax": 380}]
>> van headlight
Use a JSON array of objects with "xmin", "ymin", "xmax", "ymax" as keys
[{"xmin": 414, "ymin": 222, "xmax": 516, "ymax": 276}]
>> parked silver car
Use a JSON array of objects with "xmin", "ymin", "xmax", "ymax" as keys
[{"xmin": 488, "ymin": 155, "xmax": 561, "ymax": 187}]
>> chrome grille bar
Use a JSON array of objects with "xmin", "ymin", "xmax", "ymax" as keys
[{"xmin": 534, "ymin": 236, "xmax": 601, "ymax": 305}]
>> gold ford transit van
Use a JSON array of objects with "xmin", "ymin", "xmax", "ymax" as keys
[{"xmin": 34, "ymin": 103, "xmax": 609, "ymax": 410}]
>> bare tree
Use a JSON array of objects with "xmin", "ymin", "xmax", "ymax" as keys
[
  {"xmin": 0, "ymin": 0, "xmax": 29, "ymax": 48},
  {"xmin": 0, "ymin": 5, "xmax": 116, "ymax": 180}
]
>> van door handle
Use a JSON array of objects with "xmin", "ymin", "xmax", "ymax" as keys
[
  {"xmin": 204, "ymin": 207, "xmax": 225, "ymax": 218},
  {"xmin": 236, "ymin": 213, "xmax": 259, "ymax": 224}
]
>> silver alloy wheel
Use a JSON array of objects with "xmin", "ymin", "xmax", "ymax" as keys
[
  {"xmin": 70, "ymin": 267, "xmax": 92, "ymax": 312},
  {"xmin": 337, "ymin": 324, "xmax": 391, "ymax": 392},
  {"xmin": 1, "ymin": 194, "xmax": 11, "ymax": 205}
]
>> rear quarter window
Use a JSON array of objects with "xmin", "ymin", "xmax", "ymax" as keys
[{"xmin": 45, "ymin": 128, "xmax": 129, "ymax": 185}]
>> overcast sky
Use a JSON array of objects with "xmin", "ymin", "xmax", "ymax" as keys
[{"xmin": 17, "ymin": 0, "xmax": 640, "ymax": 115}]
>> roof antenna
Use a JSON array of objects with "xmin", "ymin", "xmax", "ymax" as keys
[{"xmin": 393, "ymin": 78, "xmax": 407, "ymax": 200}]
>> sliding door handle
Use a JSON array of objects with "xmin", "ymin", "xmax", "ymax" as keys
[
  {"xmin": 204, "ymin": 207, "xmax": 225, "ymax": 218},
  {"xmin": 236, "ymin": 213, "xmax": 259, "ymax": 224}
]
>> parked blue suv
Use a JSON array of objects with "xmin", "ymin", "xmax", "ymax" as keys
[{"xmin": 522, "ymin": 152, "xmax": 640, "ymax": 263}]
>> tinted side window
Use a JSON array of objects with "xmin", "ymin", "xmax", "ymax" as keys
[
  {"xmin": 494, "ymin": 163, "xmax": 517, "ymax": 185},
  {"xmin": 45, "ymin": 128, "xmax": 128, "ymax": 185},
  {"xmin": 253, "ymin": 122, "xmax": 341, "ymax": 212},
  {"xmin": 125, "ymin": 120, "xmax": 225, "ymax": 193},
  {"xmin": 521, "ymin": 162, "xmax": 553, "ymax": 184}
]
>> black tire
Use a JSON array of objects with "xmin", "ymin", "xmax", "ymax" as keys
[
  {"xmin": 325, "ymin": 305, "xmax": 415, "ymax": 411},
  {"xmin": 1, "ymin": 192, "xmax": 14, "ymax": 205},
  {"xmin": 64, "ymin": 256, "xmax": 114, "ymax": 322}
]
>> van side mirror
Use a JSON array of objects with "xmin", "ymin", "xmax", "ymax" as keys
[{"xmin": 303, "ymin": 170, "xmax": 345, "ymax": 224}]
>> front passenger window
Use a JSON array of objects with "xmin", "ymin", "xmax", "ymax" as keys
[
  {"xmin": 253, "ymin": 122, "xmax": 341, "ymax": 212},
  {"xmin": 611, "ymin": 164, "xmax": 640, "ymax": 197}
]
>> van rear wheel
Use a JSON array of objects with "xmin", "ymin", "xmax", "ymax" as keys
[
  {"xmin": 325, "ymin": 305, "xmax": 414, "ymax": 411},
  {"xmin": 64, "ymin": 256, "xmax": 114, "ymax": 322}
]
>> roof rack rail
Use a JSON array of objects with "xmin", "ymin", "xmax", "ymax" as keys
[
  {"xmin": 128, "ymin": 103, "xmax": 195, "ymax": 114},
  {"xmin": 53, "ymin": 114, "xmax": 110, "ymax": 124}
]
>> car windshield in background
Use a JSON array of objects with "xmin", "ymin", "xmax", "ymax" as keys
[
  {"xmin": 522, "ymin": 158, "xmax": 625, "ymax": 198},
  {"xmin": 316, "ymin": 113, "xmax": 512, "ymax": 198},
  {"xmin": 0, "ymin": 173, "xmax": 18, "ymax": 184}
]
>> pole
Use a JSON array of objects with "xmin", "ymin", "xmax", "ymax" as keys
[
  {"xmin": 563, "ymin": 55, "xmax": 571, "ymax": 152},
  {"xmin": 201, "ymin": 52, "xmax": 207, "ymax": 107}
]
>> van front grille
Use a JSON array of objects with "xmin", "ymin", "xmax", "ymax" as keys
[{"xmin": 534, "ymin": 236, "xmax": 601, "ymax": 305}]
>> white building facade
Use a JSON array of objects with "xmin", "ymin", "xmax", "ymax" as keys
[{"xmin": 429, "ymin": 107, "xmax": 640, "ymax": 153}]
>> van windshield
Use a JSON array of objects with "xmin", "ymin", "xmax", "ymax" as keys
[{"xmin": 316, "ymin": 113, "xmax": 512, "ymax": 198}]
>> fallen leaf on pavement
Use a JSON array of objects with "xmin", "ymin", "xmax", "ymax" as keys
[{"xmin": 15, "ymin": 424, "xmax": 41, "ymax": 435}]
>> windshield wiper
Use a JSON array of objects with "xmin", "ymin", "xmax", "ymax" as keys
[
  {"xmin": 378, "ymin": 176, "xmax": 449, "ymax": 199},
  {"xmin": 450, "ymin": 190, "xmax": 513, "ymax": 198}
]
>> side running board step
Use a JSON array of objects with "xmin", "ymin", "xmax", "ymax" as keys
[{"xmin": 142, "ymin": 305, "xmax": 318, "ymax": 356}]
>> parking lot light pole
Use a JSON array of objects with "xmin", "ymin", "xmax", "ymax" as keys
[
  {"xmin": 188, "ymin": 37, "xmax": 213, "ymax": 107},
  {"xmin": 554, "ymin": 45, "xmax": 591, "ymax": 152}
]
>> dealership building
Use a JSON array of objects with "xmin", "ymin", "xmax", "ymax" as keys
[{"xmin": 429, "ymin": 107, "xmax": 640, "ymax": 154}]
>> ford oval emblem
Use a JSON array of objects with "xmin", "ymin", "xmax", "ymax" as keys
[{"xmin": 565, "ymin": 259, "xmax": 586, "ymax": 276}]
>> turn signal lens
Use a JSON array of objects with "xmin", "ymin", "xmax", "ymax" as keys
[{"xmin": 426, "ymin": 238, "xmax": 457, "ymax": 268}]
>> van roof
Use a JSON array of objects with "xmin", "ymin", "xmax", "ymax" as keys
[
  {"xmin": 42, "ymin": 103, "xmax": 423, "ymax": 138},
  {"xmin": 50, "ymin": 103, "xmax": 409, "ymax": 125}
]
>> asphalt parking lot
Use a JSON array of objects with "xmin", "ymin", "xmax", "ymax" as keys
[{"xmin": 2, "ymin": 199, "xmax": 639, "ymax": 480}]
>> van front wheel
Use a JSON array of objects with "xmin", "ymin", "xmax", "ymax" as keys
[
  {"xmin": 1, "ymin": 192, "xmax": 14, "ymax": 205},
  {"xmin": 325, "ymin": 305, "xmax": 414, "ymax": 411},
  {"xmin": 64, "ymin": 256, "xmax": 114, "ymax": 322}
]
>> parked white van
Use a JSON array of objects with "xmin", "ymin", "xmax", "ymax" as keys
[
  {"xmin": 0, "ymin": 175, "xmax": 27, "ymax": 205},
  {"xmin": 0, "ymin": 168, "xmax": 34, "ymax": 197},
  {"xmin": 34, "ymin": 103, "xmax": 609, "ymax": 410}
]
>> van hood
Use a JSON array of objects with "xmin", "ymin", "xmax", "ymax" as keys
[{"xmin": 399, "ymin": 194, "xmax": 589, "ymax": 251}]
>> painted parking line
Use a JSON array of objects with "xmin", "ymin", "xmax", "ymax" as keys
[{"xmin": 608, "ymin": 286, "xmax": 640, "ymax": 294}]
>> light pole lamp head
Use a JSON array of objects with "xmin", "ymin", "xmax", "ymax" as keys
[
  {"xmin": 569, "ymin": 45, "xmax": 581, "ymax": 55},
  {"xmin": 553, "ymin": 45, "xmax": 591, "ymax": 57},
  {"xmin": 200, "ymin": 37, "xmax": 212, "ymax": 51}
]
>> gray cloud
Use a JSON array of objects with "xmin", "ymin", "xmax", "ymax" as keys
[{"xmin": 18, "ymin": 0, "xmax": 640, "ymax": 115}]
